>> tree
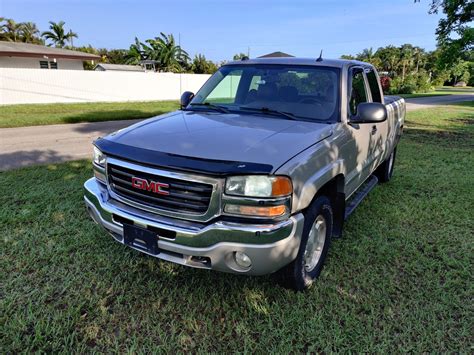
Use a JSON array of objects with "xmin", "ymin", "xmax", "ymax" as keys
[
  {"xmin": 399, "ymin": 44, "xmax": 415, "ymax": 82},
  {"xmin": 142, "ymin": 33, "xmax": 190, "ymax": 72},
  {"xmin": 99, "ymin": 48, "xmax": 129, "ymax": 64},
  {"xmin": 20, "ymin": 22, "xmax": 43, "ymax": 44},
  {"xmin": 375, "ymin": 45, "xmax": 400, "ymax": 74},
  {"xmin": 0, "ymin": 18, "xmax": 23, "ymax": 42},
  {"xmin": 125, "ymin": 37, "xmax": 146, "ymax": 65},
  {"xmin": 340, "ymin": 54, "xmax": 356, "ymax": 60},
  {"xmin": 41, "ymin": 21, "xmax": 78, "ymax": 48},
  {"xmin": 191, "ymin": 54, "xmax": 218, "ymax": 74},
  {"xmin": 450, "ymin": 59, "xmax": 470, "ymax": 83},
  {"xmin": 233, "ymin": 53, "xmax": 248, "ymax": 60},
  {"xmin": 421, "ymin": 0, "xmax": 474, "ymax": 66}
]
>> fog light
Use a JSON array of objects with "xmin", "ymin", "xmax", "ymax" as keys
[{"xmin": 234, "ymin": 251, "xmax": 252, "ymax": 268}]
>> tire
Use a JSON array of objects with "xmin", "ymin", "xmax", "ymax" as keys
[
  {"xmin": 277, "ymin": 196, "xmax": 333, "ymax": 291},
  {"xmin": 376, "ymin": 147, "xmax": 397, "ymax": 183}
]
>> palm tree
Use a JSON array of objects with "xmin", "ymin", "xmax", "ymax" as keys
[
  {"xmin": 41, "ymin": 21, "xmax": 78, "ymax": 48},
  {"xmin": 399, "ymin": 44, "xmax": 414, "ymax": 82},
  {"xmin": 357, "ymin": 47, "xmax": 375, "ymax": 62},
  {"xmin": 20, "ymin": 22, "xmax": 43, "ymax": 44},
  {"xmin": 125, "ymin": 37, "xmax": 146, "ymax": 65},
  {"xmin": 1, "ymin": 18, "xmax": 23, "ymax": 42},
  {"xmin": 191, "ymin": 54, "xmax": 218, "ymax": 74},
  {"xmin": 143, "ymin": 33, "xmax": 190, "ymax": 72}
]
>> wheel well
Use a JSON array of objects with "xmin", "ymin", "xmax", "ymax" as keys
[{"xmin": 313, "ymin": 174, "xmax": 345, "ymax": 238}]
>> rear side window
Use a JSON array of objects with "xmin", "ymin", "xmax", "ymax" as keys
[
  {"xmin": 349, "ymin": 69, "xmax": 368, "ymax": 116},
  {"xmin": 366, "ymin": 69, "xmax": 382, "ymax": 103}
]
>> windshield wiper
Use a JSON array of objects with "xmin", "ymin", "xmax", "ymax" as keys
[
  {"xmin": 189, "ymin": 102, "xmax": 230, "ymax": 113},
  {"xmin": 239, "ymin": 106, "xmax": 298, "ymax": 121}
]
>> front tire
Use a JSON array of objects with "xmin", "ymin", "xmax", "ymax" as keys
[{"xmin": 277, "ymin": 196, "xmax": 333, "ymax": 291}]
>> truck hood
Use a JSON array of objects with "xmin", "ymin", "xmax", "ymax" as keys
[{"xmin": 101, "ymin": 110, "xmax": 332, "ymax": 173}]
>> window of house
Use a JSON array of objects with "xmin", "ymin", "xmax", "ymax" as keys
[{"xmin": 39, "ymin": 61, "xmax": 58, "ymax": 69}]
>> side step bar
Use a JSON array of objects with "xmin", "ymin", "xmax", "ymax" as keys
[{"xmin": 344, "ymin": 175, "xmax": 378, "ymax": 220}]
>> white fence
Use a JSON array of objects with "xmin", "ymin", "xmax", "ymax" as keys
[{"xmin": 0, "ymin": 68, "xmax": 211, "ymax": 105}]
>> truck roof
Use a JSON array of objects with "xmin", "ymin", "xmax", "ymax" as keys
[{"xmin": 225, "ymin": 57, "xmax": 372, "ymax": 69}]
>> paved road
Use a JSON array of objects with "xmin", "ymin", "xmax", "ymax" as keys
[
  {"xmin": 1, "ymin": 94, "xmax": 473, "ymax": 171},
  {"xmin": 0, "ymin": 119, "xmax": 141, "ymax": 171},
  {"xmin": 404, "ymin": 93, "xmax": 474, "ymax": 111}
]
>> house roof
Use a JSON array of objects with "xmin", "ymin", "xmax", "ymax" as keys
[
  {"xmin": 95, "ymin": 63, "xmax": 144, "ymax": 72},
  {"xmin": 258, "ymin": 51, "xmax": 294, "ymax": 58},
  {"xmin": 0, "ymin": 41, "xmax": 100, "ymax": 60}
]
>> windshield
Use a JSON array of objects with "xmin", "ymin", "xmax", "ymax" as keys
[{"xmin": 190, "ymin": 64, "xmax": 340, "ymax": 122}]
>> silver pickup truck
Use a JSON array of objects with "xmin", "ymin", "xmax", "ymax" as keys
[{"xmin": 84, "ymin": 57, "xmax": 405, "ymax": 290}]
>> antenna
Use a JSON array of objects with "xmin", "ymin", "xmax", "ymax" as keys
[{"xmin": 316, "ymin": 50, "xmax": 323, "ymax": 62}]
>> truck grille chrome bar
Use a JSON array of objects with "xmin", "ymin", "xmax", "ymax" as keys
[{"xmin": 105, "ymin": 158, "xmax": 222, "ymax": 222}]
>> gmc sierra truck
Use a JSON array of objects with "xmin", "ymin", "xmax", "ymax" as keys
[{"xmin": 84, "ymin": 57, "xmax": 405, "ymax": 290}]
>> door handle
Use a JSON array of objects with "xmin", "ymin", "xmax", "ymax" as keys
[{"xmin": 371, "ymin": 125, "xmax": 377, "ymax": 135}]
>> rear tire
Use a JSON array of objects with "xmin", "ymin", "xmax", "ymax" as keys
[
  {"xmin": 376, "ymin": 147, "xmax": 397, "ymax": 183},
  {"xmin": 277, "ymin": 196, "xmax": 333, "ymax": 291}
]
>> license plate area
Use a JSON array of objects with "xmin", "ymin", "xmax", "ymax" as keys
[{"xmin": 123, "ymin": 224, "xmax": 159, "ymax": 255}]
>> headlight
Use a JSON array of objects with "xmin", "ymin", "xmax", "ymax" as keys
[
  {"xmin": 225, "ymin": 175, "xmax": 292, "ymax": 198},
  {"xmin": 93, "ymin": 146, "xmax": 106, "ymax": 166}
]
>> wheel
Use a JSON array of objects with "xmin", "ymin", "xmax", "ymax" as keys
[
  {"xmin": 277, "ymin": 196, "xmax": 333, "ymax": 291},
  {"xmin": 376, "ymin": 147, "xmax": 397, "ymax": 183}
]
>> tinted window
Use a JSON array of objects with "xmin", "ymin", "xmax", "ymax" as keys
[
  {"xmin": 349, "ymin": 69, "xmax": 368, "ymax": 116},
  {"xmin": 192, "ymin": 65, "xmax": 340, "ymax": 122},
  {"xmin": 366, "ymin": 69, "xmax": 382, "ymax": 103}
]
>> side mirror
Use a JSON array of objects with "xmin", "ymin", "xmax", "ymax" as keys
[
  {"xmin": 351, "ymin": 102, "xmax": 387, "ymax": 123},
  {"xmin": 180, "ymin": 91, "xmax": 194, "ymax": 109}
]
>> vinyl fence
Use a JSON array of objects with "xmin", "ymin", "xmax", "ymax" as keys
[{"xmin": 0, "ymin": 68, "xmax": 211, "ymax": 105}]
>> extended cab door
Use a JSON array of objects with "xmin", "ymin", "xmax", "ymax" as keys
[
  {"xmin": 345, "ymin": 67, "xmax": 375, "ymax": 194},
  {"xmin": 365, "ymin": 68, "xmax": 389, "ymax": 170}
]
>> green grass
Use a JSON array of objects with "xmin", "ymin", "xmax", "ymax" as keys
[
  {"xmin": 1, "ymin": 102, "xmax": 473, "ymax": 352},
  {"xmin": 0, "ymin": 101, "xmax": 179, "ymax": 128}
]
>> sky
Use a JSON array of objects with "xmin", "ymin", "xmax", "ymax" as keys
[{"xmin": 1, "ymin": 0, "xmax": 443, "ymax": 61}]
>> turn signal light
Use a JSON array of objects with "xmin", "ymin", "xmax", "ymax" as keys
[
  {"xmin": 271, "ymin": 176, "xmax": 292, "ymax": 197},
  {"xmin": 224, "ymin": 204, "xmax": 287, "ymax": 217}
]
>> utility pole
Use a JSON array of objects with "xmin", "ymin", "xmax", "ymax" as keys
[{"xmin": 179, "ymin": 32, "xmax": 182, "ymax": 95}]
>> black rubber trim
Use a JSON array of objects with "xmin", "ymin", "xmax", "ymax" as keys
[{"xmin": 94, "ymin": 138, "xmax": 273, "ymax": 176}]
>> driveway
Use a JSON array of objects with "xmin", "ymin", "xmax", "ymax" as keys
[
  {"xmin": 1, "ymin": 94, "xmax": 473, "ymax": 171},
  {"xmin": 404, "ymin": 94, "xmax": 474, "ymax": 111}
]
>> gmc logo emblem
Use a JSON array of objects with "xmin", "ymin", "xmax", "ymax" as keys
[{"xmin": 131, "ymin": 177, "xmax": 170, "ymax": 195}]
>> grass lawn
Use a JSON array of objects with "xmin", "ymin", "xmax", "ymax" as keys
[
  {"xmin": 1, "ymin": 102, "xmax": 473, "ymax": 352},
  {"xmin": 0, "ymin": 101, "xmax": 179, "ymax": 128}
]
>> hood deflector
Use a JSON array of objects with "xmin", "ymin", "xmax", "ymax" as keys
[{"xmin": 95, "ymin": 138, "xmax": 274, "ymax": 176}]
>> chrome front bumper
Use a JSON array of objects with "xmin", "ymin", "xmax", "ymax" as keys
[{"xmin": 84, "ymin": 178, "xmax": 304, "ymax": 275}]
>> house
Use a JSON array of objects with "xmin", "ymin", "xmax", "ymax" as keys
[
  {"xmin": 0, "ymin": 42, "xmax": 100, "ymax": 70},
  {"xmin": 258, "ymin": 51, "xmax": 294, "ymax": 58},
  {"xmin": 94, "ymin": 63, "xmax": 144, "ymax": 72}
]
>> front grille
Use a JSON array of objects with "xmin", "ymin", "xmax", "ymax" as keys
[{"xmin": 107, "ymin": 163, "xmax": 213, "ymax": 214}]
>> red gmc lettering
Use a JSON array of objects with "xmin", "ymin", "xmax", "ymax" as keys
[{"xmin": 131, "ymin": 177, "xmax": 170, "ymax": 195}]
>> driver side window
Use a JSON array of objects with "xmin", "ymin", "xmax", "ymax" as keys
[{"xmin": 349, "ymin": 69, "xmax": 368, "ymax": 116}]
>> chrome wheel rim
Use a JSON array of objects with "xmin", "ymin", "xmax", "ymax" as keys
[{"xmin": 304, "ymin": 215, "xmax": 327, "ymax": 272}]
